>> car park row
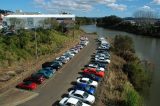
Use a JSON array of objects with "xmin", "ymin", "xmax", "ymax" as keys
[
  {"xmin": 59, "ymin": 37, "xmax": 111, "ymax": 106},
  {"xmin": 16, "ymin": 36, "xmax": 89, "ymax": 90}
]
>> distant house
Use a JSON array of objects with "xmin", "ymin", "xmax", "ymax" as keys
[{"xmin": 123, "ymin": 20, "xmax": 136, "ymax": 25}]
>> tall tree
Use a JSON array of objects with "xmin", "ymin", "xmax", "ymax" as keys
[{"xmin": 133, "ymin": 10, "xmax": 157, "ymax": 25}]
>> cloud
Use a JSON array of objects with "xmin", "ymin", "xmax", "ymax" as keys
[
  {"xmin": 33, "ymin": 0, "xmax": 127, "ymax": 12},
  {"xmin": 107, "ymin": 3, "xmax": 127, "ymax": 11},
  {"xmin": 141, "ymin": 5, "xmax": 151, "ymax": 10},
  {"xmin": 139, "ymin": 5, "xmax": 155, "ymax": 12},
  {"xmin": 153, "ymin": 0, "xmax": 160, "ymax": 5}
]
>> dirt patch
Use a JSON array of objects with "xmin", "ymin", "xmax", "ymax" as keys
[{"xmin": 0, "ymin": 88, "xmax": 38, "ymax": 106}]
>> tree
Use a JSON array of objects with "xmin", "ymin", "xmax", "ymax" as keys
[{"xmin": 133, "ymin": 10, "xmax": 157, "ymax": 25}]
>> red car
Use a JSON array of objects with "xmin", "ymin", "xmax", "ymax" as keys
[
  {"xmin": 24, "ymin": 74, "xmax": 45, "ymax": 84},
  {"xmin": 16, "ymin": 81, "xmax": 37, "ymax": 90},
  {"xmin": 83, "ymin": 68, "xmax": 105, "ymax": 77}
]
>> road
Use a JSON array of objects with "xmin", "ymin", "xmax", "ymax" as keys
[{"xmin": 19, "ymin": 34, "xmax": 97, "ymax": 106}]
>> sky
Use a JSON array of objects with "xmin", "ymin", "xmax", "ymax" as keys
[{"xmin": 0, "ymin": 0, "xmax": 160, "ymax": 17}]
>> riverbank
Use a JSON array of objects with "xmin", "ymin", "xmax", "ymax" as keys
[
  {"xmin": 81, "ymin": 25, "xmax": 160, "ymax": 106},
  {"xmin": 96, "ymin": 15, "xmax": 160, "ymax": 38},
  {"xmin": 97, "ymin": 24, "xmax": 160, "ymax": 38},
  {"xmin": 94, "ymin": 36, "xmax": 152, "ymax": 106},
  {"xmin": 0, "ymin": 29, "xmax": 85, "ymax": 93}
]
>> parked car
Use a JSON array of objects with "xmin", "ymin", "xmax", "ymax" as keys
[
  {"xmin": 81, "ymin": 74, "xmax": 101, "ymax": 82},
  {"xmin": 16, "ymin": 81, "xmax": 37, "ymax": 90},
  {"xmin": 42, "ymin": 61, "xmax": 62, "ymax": 70},
  {"xmin": 83, "ymin": 68, "xmax": 105, "ymax": 77},
  {"xmin": 35, "ymin": 69, "xmax": 54, "ymax": 79},
  {"xmin": 86, "ymin": 63, "xmax": 98, "ymax": 68},
  {"xmin": 77, "ymin": 77, "xmax": 98, "ymax": 88},
  {"xmin": 73, "ymin": 84, "xmax": 96, "ymax": 95},
  {"xmin": 43, "ymin": 67, "xmax": 56, "ymax": 73},
  {"xmin": 76, "ymin": 44, "xmax": 83, "ymax": 49},
  {"xmin": 63, "ymin": 52, "xmax": 74, "ymax": 59},
  {"xmin": 86, "ymin": 63, "xmax": 105, "ymax": 71},
  {"xmin": 69, "ymin": 48, "xmax": 79, "ymax": 54},
  {"xmin": 68, "ymin": 90, "xmax": 95, "ymax": 104},
  {"xmin": 56, "ymin": 56, "xmax": 70, "ymax": 64},
  {"xmin": 95, "ymin": 56, "xmax": 110, "ymax": 63},
  {"xmin": 96, "ymin": 62, "xmax": 108, "ymax": 69},
  {"xmin": 23, "ymin": 74, "xmax": 45, "ymax": 84},
  {"xmin": 59, "ymin": 97, "xmax": 90, "ymax": 106}
]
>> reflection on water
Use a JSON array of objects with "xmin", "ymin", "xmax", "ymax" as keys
[{"xmin": 81, "ymin": 25, "xmax": 160, "ymax": 106}]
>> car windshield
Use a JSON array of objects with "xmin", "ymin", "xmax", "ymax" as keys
[
  {"xmin": 88, "ymin": 79, "xmax": 92, "ymax": 83},
  {"xmin": 83, "ymin": 92, "xmax": 89, "ymax": 98},
  {"xmin": 24, "ymin": 81, "xmax": 32, "ymax": 85},
  {"xmin": 76, "ymin": 101, "xmax": 82, "ymax": 106},
  {"xmin": 85, "ymin": 86, "xmax": 90, "ymax": 91}
]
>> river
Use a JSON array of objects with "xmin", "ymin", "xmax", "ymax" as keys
[{"xmin": 81, "ymin": 25, "xmax": 160, "ymax": 106}]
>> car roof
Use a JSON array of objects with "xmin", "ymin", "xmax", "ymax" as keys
[
  {"xmin": 74, "ymin": 90, "xmax": 84, "ymax": 95},
  {"xmin": 67, "ymin": 97, "xmax": 78, "ymax": 104},
  {"xmin": 81, "ymin": 77, "xmax": 89, "ymax": 81}
]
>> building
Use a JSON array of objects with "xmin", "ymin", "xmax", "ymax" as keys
[
  {"xmin": 0, "ymin": 14, "xmax": 4, "ymax": 29},
  {"xmin": 2, "ymin": 12, "xmax": 75, "ymax": 29}
]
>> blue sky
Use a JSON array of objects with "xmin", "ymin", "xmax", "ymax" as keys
[{"xmin": 0, "ymin": 0, "xmax": 160, "ymax": 17}]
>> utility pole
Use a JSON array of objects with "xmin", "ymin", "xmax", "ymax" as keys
[{"xmin": 34, "ymin": 18, "xmax": 38, "ymax": 60}]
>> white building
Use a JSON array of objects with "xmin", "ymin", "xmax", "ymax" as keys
[
  {"xmin": 3, "ymin": 14, "xmax": 75, "ymax": 29},
  {"xmin": 0, "ymin": 14, "xmax": 4, "ymax": 29}
]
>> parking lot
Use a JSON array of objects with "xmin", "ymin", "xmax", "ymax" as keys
[{"xmin": 17, "ymin": 34, "xmax": 97, "ymax": 106}]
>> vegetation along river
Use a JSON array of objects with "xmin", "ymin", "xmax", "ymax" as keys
[{"xmin": 81, "ymin": 25, "xmax": 160, "ymax": 106}]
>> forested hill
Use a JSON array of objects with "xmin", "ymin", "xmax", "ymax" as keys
[
  {"xmin": 96, "ymin": 15, "xmax": 160, "ymax": 38},
  {"xmin": 76, "ymin": 17, "xmax": 96, "ymax": 25}
]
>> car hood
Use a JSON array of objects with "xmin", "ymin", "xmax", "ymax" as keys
[
  {"xmin": 59, "ymin": 97, "xmax": 68, "ymax": 105},
  {"xmin": 86, "ymin": 95, "xmax": 95, "ymax": 104},
  {"xmin": 82, "ymin": 102, "xmax": 91, "ymax": 106},
  {"xmin": 91, "ymin": 81, "xmax": 98, "ymax": 87}
]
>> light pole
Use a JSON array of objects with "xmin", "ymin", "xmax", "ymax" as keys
[{"xmin": 34, "ymin": 18, "xmax": 38, "ymax": 60}]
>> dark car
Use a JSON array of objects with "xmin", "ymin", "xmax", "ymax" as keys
[
  {"xmin": 42, "ymin": 61, "xmax": 62, "ymax": 70},
  {"xmin": 82, "ymin": 74, "xmax": 101, "ymax": 82},
  {"xmin": 73, "ymin": 83, "xmax": 96, "ymax": 95},
  {"xmin": 24, "ymin": 74, "xmax": 45, "ymax": 84}
]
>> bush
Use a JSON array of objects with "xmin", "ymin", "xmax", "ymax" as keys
[
  {"xmin": 0, "ymin": 29, "xmax": 72, "ymax": 67},
  {"xmin": 113, "ymin": 35, "xmax": 152, "ymax": 94},
  {"xmin": 123, "ymin": 83, "xmax": 143, "ymax": 106},
  {"xmin": 123, "ymin": 62, "xmax": 152, "ymax": 93}
]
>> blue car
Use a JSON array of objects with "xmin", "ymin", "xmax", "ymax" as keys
[
  {"xmin": 82, "ymin": 74, "xmax": 101, "ymax": 82},
  {"xmin": 73, "ymin": 83, "xmax": 96, "ymax": 95},
  {"xmin": 36, "ymin": 69, "xmax": 53, "ymax": 79},
  {"xmin": 43, "ymin": 67, "xmax": 56, "ymax": 74}
]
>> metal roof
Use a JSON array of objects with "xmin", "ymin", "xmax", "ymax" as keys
[{"xmin": 4, "ymin": 14, "xmax": 75, "ymax": 18}]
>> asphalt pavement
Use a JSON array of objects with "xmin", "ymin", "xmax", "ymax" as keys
[{"xmin": 18, "ymin": 34, "xmax": 97, "ymax": 106}]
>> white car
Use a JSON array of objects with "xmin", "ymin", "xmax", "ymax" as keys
[
  {"xmin": 96, "ymin": 67, "xmax": 105, "ymax": 71},
  {"xmin": 68, "ymin": 90, "xmax": 95, "ymax": 104},
  {"xmin": 88, "ymin": 63, "xmax": 98, "ymax": 68},
  {"xmin": 77, "ymin": 77, "xmax": 98, "ymax": 88},
  {"xmin": 87, "ymin": 64, "xmax": 104, "ymax": 71},
  {"xmin": 95, "ymin": 57, "xmax": 111, "ymax": 63},
  {"xmin": 59, "ymin": 97, "xmax": 90, "ymax": 106},
  {"xmin": 69, "ymin": 49, "xmax": 79, "ymax": 54}
]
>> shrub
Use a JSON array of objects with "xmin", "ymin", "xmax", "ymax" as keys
[
  {"xmin": 123, "ymin": 62, "xmax": 152, "ymax": 93},
  {"xmin": 123, "ymin": 82, "xmax": 143, "ymax": 106}
]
